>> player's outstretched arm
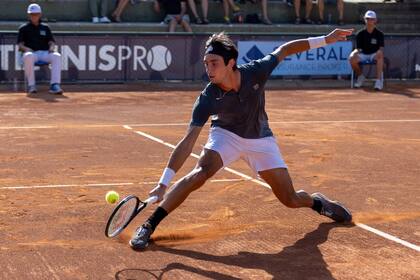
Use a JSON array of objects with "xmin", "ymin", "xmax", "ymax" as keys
[
  {"xmin": 272, "ymin": 28, "xmax": 354, "ymax": 63},
  {"xmin": 149, "ymin": 125, "xmax": 202, "ymax": 202}
]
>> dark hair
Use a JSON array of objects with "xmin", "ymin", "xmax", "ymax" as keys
[{"xmin": 205, "ymin": 32, "xmax": 238, "ymax": 70}]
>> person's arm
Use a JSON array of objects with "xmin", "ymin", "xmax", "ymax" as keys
[
  {"xmin": 18, "ymin": 42, "xmax": 32, "ymax": 53},
  {"xmin": 148, "ymin": 92, "xmax": 210, "ymax": 202},
  {"xmin": 148, "ymin": 125, "xmax": 203, "ymax": 201},
  {"xmin": 154, "ymin": 0, "xmax": 160, "ymax": 13},
  {"xmin": 48, "ymin": 41, "xmax": 56, "ymax": 53},
  {"xmin": 379, "ymin": 31, "xmax": 385, "ymax": 50},
  {"xmin": 272, "ymin": 28, "xmax": 354, "ymax": 63},
  {"xmin": 356, "ymin": 31, "xmax": 363, "ymax": 52},
  {"xmin": 44, "ymin": 26, "xmax": 56, "ymax": 53},
  {"xmin": 17, "ymin": 27, "xmax": 32, "ymax": 53}
]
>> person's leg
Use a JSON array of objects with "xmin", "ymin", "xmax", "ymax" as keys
[
  {"xmin": 46, "ymin": 53, "xmax": 62, "ymax": 86},
  {"xmin": 112, "ymin": 0, "xmax": 129, "ymax": 21},
  {"xmin": 168, "ymin": 18, "xmax": 178, "ymax": 32},
  {"xmin": 304, "ymin": 0, "xmax": 313, "ymax": 23},
  {"xmin": 23, "ymin": 52, "xmax": 36, "ymax": 87},
  {"xmin": 260, "ymin": 0, "xmax": 272, "ymax": 24},
  {"xmin": 227, "ymin": 0, "xmax": 240, "ymax": 11},
  {"xmin": 337, "ymin": 0, "xmax": 344, "ymax": 24},
  {"xmin": 38, "ymin": 50, "xmax": 63, "ymax": 94},
  {"xmin": 88, "ymin": 0, "xmax": 99, "ymax": 18},
  {"xmin": 373, "ymin": 50, "xmax": 384, "ymax": 90},
  {"xmin": 100, "ymin": 0, "xmax": 108, "ymax": 18},
  {"xmin": 222, "ymin": 0, "xmax": 230, "ymax": 23},
  {"xmin": 293, "ymin": 0, "xmax": 301, "ymax": 23},
  {"xmin": 259, "ymin": 168, "xmax": 352, "ymax": 222},
  {"xmin": 181, "ymin": 20, "xmax": 193, "ymax": 32},
  {"xmin": 187, "ymin": 0, "xmax": 201, "ymax": 23},
  {"xmin": 129, "ymin": 149, "xmax": 224, "ymax": 249},
  {"xmin": 160, "ymin": 149, "xmax": 223, "ymax": 213},
  {"xmin": 349, "ymin": 49, "xmax": 362, "ymax": 76},
  {"xmin": 317, "ymin": 0, "xmax": 324, "ymax": 23},
  {"xmin": 201, "ymin": 0, "xmax": 209, "ymax": 22},
  {"xmin": 374, "ymin": 49, "xmax": 384, "ymax": 80},
  {"xmin": 259, "ymin": 168, "xmax": 313, "ymax": 208}
]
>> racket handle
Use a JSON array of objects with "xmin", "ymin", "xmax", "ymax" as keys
[{"xmin": 145, "ymin": 195, "xmax": 158, "ymax": 204}]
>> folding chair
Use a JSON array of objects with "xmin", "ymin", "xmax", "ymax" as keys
[{"xmin": 350, "ymin": 60, "xmax": 384, "ymax": 88}]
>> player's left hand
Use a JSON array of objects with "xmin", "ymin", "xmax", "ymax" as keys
[{"xmin": 325, "ymin": 29, "xmax": 354, "ymax": 44}]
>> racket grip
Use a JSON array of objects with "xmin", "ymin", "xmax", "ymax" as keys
[{"xmin": 145, "ymin": 196, "xmax": 158, "ymax": 204}]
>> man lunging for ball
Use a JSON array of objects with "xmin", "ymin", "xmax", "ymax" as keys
[{"xmin": 130, "ymin": 29, "xmax": 354, "ymax": 250}]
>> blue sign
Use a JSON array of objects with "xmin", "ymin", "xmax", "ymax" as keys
[{"xmin": 238, "ymin": 41, "xmax": 353, "ymax": 75}]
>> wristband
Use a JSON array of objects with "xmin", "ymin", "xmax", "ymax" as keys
[
  {"xmin": 308, "ymin": 36, "xmax": 327, "ymax": 49},
  {"xmin": 158, "ymin": 167, "xmax": 175, "ymax": 187}
]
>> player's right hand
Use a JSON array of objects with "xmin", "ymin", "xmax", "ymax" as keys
[{"xmin": 149, "ymin": 183, "xmax": 167, "ymax": 203}]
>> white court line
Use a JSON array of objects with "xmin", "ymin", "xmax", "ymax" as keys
[
  {"xmin": 0, "ymin": 182, "xmax": 135, "ymax": 190},
  {"xmin": 356, "ymin": 223, "xmax": 420, "ymax": 252},
  {"xmin": 210, "ymin": 179, "xmax": 245, "ymax": 183},
  {"xmin": 123, "ymin": 125, "xmax": 420, "ymax": 253},
  {"xmin": 2, "ymin": 119, "xmax": 420, "ymax": 130},
  {"xmin": 2, "ymin": 179, "xmax": 246, "ymax": 190}
]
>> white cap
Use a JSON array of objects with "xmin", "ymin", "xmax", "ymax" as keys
[
  {"xmin": 27, "ymin": 3, "xmax": 42, "ymax": 14},
  {"xmin": 364, "ymin": 10, "xmax": 377, "ymax": 19}
]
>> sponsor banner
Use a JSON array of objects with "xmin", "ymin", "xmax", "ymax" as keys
[
  {"xmin": 407, "ymin": 38, "xmax": 420, "ymax": 79},
  {"xmin": 0, "ymin": 34, "xmax": 196, "ymax": 82},
  {"xmin": 0, "ymin": 34, "xmax": 419, "ymax": 82},
  {"xmin": 238, "ymin": 41, "xmax": 353, "ymax": 75}
]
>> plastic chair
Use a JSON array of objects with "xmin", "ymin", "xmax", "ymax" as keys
[{"xmin": 351, "ymin": 60, "xmax": 384, "ymax": 88}]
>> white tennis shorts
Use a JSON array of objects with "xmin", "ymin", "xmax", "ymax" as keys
[
  {"xmin": 204, "ymin": 127, "xmax": 287, "ymax": 173},
  {"xmin": 358, "ymin": 52, "xmax": 377, "ymax": 63}
]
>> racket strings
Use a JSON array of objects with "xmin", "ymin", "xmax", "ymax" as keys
[{"xmin": 107, "ymin": 198, "xmax": 138, "ymax": 236}]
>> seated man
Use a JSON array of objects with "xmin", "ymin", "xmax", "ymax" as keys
[
  {"xmin": 18, "ymin": 3, "xmax": 63, "ymax": 95},
  {"xmin": 154, "ymin": 0, "xmax": 192, "ymax": 32},
  {"xmin": 349, "ymin": 10, "xmax": 384, "ymax": 90}
]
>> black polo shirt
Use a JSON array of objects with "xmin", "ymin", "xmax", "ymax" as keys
[
  {"xmin": 356, "ymin": 28, "xmax": 384, "ymax": 55},
  {"xmin": 190, "ymin": 54, "xmax": 278, "ymax": 139},
  {"xmin": 17, "ymin": 22, "xmax": 54, "ymax": 51}
]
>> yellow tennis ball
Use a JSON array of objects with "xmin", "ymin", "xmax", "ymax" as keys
[{"xmin": 105, "ymin": 191, "xmax": 119, "ymax": 204}]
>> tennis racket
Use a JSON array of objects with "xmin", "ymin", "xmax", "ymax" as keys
[{"xmin": 105, "ymin": 195, "xmax": 158, "ymax": 238}]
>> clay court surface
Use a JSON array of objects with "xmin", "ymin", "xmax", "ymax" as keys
[{"xmin": 1, "ymin": 85, "xmax": 419, "ymax": 279}]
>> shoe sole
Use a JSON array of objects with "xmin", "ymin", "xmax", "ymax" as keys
[
  {"xmin": 49, "ymin": 90, "xmax": 63, "ymax": 95},
  {"xmin": 312, "ymin": 192, "xmax": 352, "ymax": 223}
]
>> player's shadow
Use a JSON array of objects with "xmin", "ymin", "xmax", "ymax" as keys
[
  {"xmin": 152, "ymin": 222, "xmax": 354, "ymax": 280},
  {"xmin": 115, "ymin": 263, "xmax": 241, "ymax": 280},
  {"xmin": 26, "ymin": 92, "xmax": 68, "ymax": 103}
]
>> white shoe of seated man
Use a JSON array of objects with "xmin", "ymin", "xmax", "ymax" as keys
[
  {"xmin": 99, "ymin": 17, "xmax": 111, "ymax": 23},
  {"xmin": 92, "ymin": 17, "xmax": 99, "ymax": 23},
  {"xmin": 354, "ymin": 74, "xmax": 365, "ymax": 88},
  {"xmin": 374, "ymin": 79, "xmax": 383, "ymax": 91}
]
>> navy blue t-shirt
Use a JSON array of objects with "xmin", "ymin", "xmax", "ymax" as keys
[{"xmin": 190, "ymin": 54, "xmax": 278, "ymax": 139}]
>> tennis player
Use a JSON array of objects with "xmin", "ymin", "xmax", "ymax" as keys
[{"xmin": 130, "ymin": 29, "xmax": 354, "ymax": 250}]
